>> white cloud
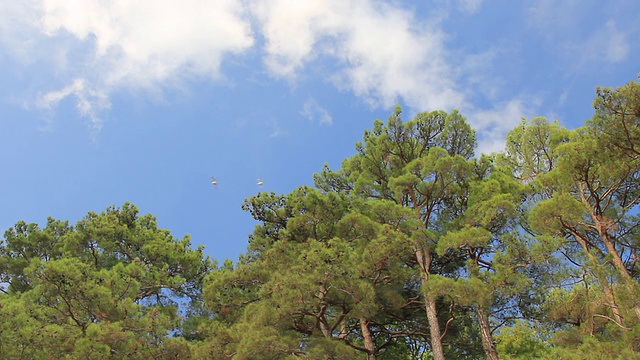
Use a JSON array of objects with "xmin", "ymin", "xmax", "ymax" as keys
[
  {"xmin": 0, "ymin": 2, "xmax": 43, "ymax": 62},
  {"xmin": 457, "ymin": 0, "xmax": 482, "ymax": 13},
  {"xmin": 558, "ymin": 19, "xmax": 630, "ymax": 67},
  {"xmin": 40, "ymin": 0, "xmax": 253, "ymax": 81},
  {"xmin": 1, "ymin": 0, "xmax": 524, "ymax": 151},
  {"xmin": 253, "ymin": 0, "xmax": 465, "ymax": 111},
  {"xmin": 37, "ymin": 78, "xmax": 110, "ymax": 131},
  {"xmin": 527, "ymin": 0, "xmax": 583, "ymax": 34},
  {"xmin": 470, "ymin": 99, "xmax": 536, "ymax": 155},
  {"xmin": 10, "ymin": 0, "xmax": 254, "ymax": 128},
  {"xmin": 0, "ymin": 0, "xmax": 469, "ymax": 131},
  {"xmin": 301, "ymin": 98, "xmax": 332, "ymax": 126},
  {"xmin": 251, "ymin": 1, "xmax": 330, "ymax": 79},
  {"xmin": 1, "ymin": 0, "xmax": 548, "ymax": 153},
  {"xmin": 600, "ymin": 21, "xmax": 628, "ymax": 63}
]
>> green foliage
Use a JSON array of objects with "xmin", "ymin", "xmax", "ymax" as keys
[
  {"xmin": 204, "ymin": 187, "xmax": 423, "ymax": 358},
  {"xmin": 3, "ymin": 76, "xmax": 640, "ymax": 358},
  {"xmin": 590, "ymin": 74, "xmax": 640, "ymax": 159},
  {"xmin": 496, "ymin": 321, "xmax": 551, "ymax": 359},
  {"xmin": 546, "ymin": 325, "xmax": 640, "ymax": 360},
  {"xmin": 0, "ymin": 203, "xmax": 212, "ymax": 359}
]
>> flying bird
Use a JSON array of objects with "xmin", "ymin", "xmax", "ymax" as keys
[
  {"xmin": 211, "ymin": 177, "xmax": 218, "ymax": 188},
  {"xmin": 257, "ymin": 178, "xmax": 264, "ymax": 188}
]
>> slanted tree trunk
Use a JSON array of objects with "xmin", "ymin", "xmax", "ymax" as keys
[
  {"xmin": 359, "ymin": 319, "xmax": 377, "ymax": 360},
  {"xmin": 476, "ymin": 306, "xmax": 499, "ymax": 360},
  {"xmin": 597, "ymin": 221, "xmax": 640, "ymax": 321},
  {"xmin": 569, "ymin": 228, "xmax": 626, "ymax": 326},
  {"xmin": 316, "ymin": 286, "xmax": 334, "ymax": 339}
]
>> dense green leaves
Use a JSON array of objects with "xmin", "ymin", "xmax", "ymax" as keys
[
  {"xmin": 2, "ymin": 76, "xmax": 640, "ymax": 358},
  {"xmin": 202, "ymin": 188, "xmax": 422, "ymax": 358},
  {"xmin": 0, "ymin": 203, "xmax": 212, "ymax": 359}
]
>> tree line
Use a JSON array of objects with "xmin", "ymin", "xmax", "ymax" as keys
[{"xmin": 1, "ymin": 76, "xmax": 639, "ymax": 359}]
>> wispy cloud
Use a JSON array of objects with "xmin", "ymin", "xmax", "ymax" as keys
[
  {"xmin": 37, "ymin": 78, "xmax": 110, "ymax": 132},
  {"xmin": 591, "ymin": 20, "xmax": 629, "ymax": 64},
  {"xmin": 471, "ymin": 98, "xmax": 537, "ymax": 156},
  {"xmin": 560, "ymin": 19, "xmax": 631, "ymax": 68},
  {"xmin": 301, "ymin": 98, "xmax": 332, "ymax": 126},
  {"xmin": 526, "ymin": 1, "xmax": 637, "ymax": 68},
  {"xmin": 457, "ymin": 0, "xmax": 483, "ymax": 13},
  {"xmin": 0, "ymin": 2, "xmax": 43, "ymax": 62}
]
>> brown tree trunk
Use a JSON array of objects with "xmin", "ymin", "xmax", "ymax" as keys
[
  {"xmin": 359, "ymin": 318, "xmax": 376, "ymax": 360},
  {"xmin": 416, "ymin": 247, "xmax": 445, "ymax": 360},
  {"xmin": 580, "ymin": 186, "xmax": 640, "ymax": 321},
  {"xmin": 601, "ymin": 281, "xmax": 625, "ymax": 327},
  {"xmin": 599, "ymin": 227, "xmax": 640, "ymax": 321},
  {"xmin": 476, "ymin": 306, "xmax": 499, "ymax": 360},
  {"xmin": 569, "ymin": 228, "xmax": 626, "ymax": 326},
  {"xmin": 317, "ymin": 287, "xmax": 334, "ymax": 339},
  {"xmin": 425, "ymin": 294, "xmax": 445, "ymax": 360}
]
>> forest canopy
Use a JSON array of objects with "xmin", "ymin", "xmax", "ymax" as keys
[{"xmin": 1, "ymin": 76, "xmax": 639, "ymax": 359}]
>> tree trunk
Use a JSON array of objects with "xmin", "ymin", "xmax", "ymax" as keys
[
  {"xmin": 359, "ymin": 318, "xmax": 376, "ymax": 360},
  {"xmin": 601, "ymin": 281, "xmax": 625, "ymax": 327},
  {"xmin": 475, "ymin": 306, "xmax": 499, "ymax": 360},
  {"xmin": 425, "ymin": 294, "xmax": 445, "ymax": 360},
  {"xmin": 599, "ymin": 228, "xmax": 640, "ymax": 321},
  {"xmin": 318, "ymin": 317, "xmax": 333, "ymax": 339},
  {"xmin": 570, "ymin": 228, "xmax": 626, "ymax": 326},
  {"xmin": 317, "ymin": 287, "xmax": 334, "ymax": 339},
  {"xmin": 580, "ymin": 186, "xmax": 640, "ymax": 321},
  {"xmin": 415, "ymin": 245, "xmax": 446, "ymax": 360}
]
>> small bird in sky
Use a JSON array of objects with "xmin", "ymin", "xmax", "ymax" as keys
[{"xmin": 257, "ymin": 178, "xmax": 264, "ymax": 188}]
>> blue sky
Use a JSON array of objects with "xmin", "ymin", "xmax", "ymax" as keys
[{"xmin": 1, "ymin": 0, "xmax": 638, "ymax": 263}]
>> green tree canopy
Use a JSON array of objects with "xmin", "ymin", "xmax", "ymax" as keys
[{"xmin": 0, "ymin": 203, "xmax": 212, "ymax": 359}]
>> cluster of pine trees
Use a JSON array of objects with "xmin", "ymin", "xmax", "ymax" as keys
[{"xmin": 1, "ymin": 76, "xmax": 639, "ymax": 359}]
